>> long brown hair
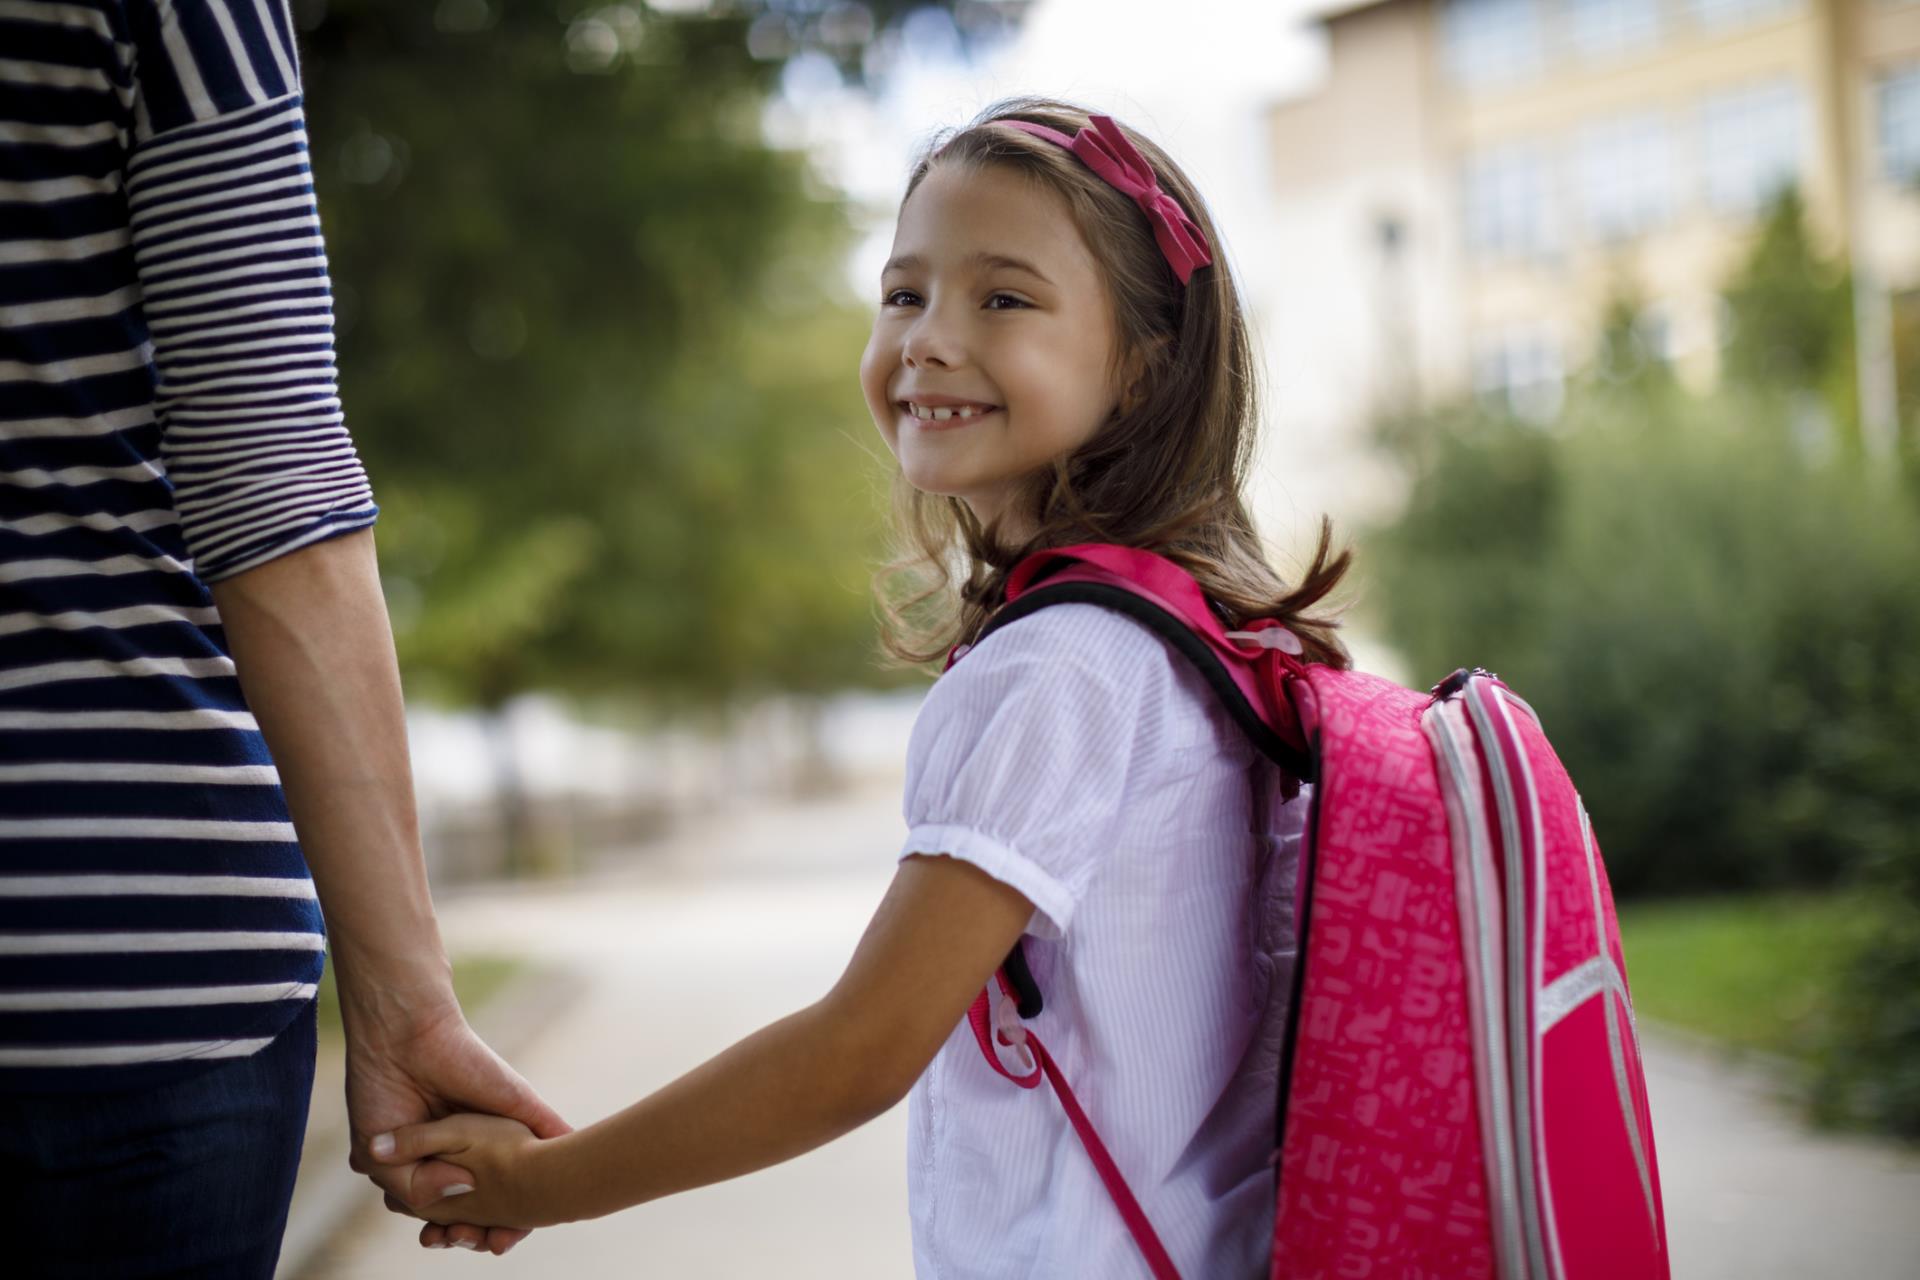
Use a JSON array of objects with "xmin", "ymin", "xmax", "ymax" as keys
[{"xmin": 875, "ymin": 97, "xmax": 1352, "ymax": 668}]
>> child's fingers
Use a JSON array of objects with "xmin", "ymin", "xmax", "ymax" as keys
[
  {"xmin": 373, "ymin": 1156, "xmax": 479, "ymax": 1213},
  {"xmin": 369, "ymin": 1117, "xmax": 472, "ymax": 1165},
  {"xmin": 367, "ymin": 1119, "xmax": 480, "ymax": 1211},
  {"xmin": 408, "ymin": 1156, "xmax": 480, "ymax": 1208}
]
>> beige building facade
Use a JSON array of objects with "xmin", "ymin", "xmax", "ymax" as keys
[{"xmin": 1260, "ymin": 0, "xmax": 1919, "ymax": 480}]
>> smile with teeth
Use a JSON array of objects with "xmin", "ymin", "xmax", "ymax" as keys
[{"xmin": 903, "ymin": 402, "xmax": 998, "ymax": 422}]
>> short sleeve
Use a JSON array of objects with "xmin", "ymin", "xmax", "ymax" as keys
[
  {"xmin": 123, "ymin": 0, "xmax": 305, "ymax": 136},
  {"xmin": 122, "ymin": 0, "xmax": 375, "ymax": 581},
  {"xmin": 900, "ymin": 605, "xmax": 1178, "ymax": 939}
]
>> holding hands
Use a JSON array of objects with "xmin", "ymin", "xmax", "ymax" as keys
[
  {"xmin": 369, "ymin": 1112, "xmax": 562, "ymax": 1232},
  {"xmin": 342, "ymin": 992, "xmax": 571, "ymax": 1252}
]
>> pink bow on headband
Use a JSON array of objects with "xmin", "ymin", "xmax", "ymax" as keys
[{"xmin": 998, "ymin": 115, "xmax": 1212, "ymax": 286}]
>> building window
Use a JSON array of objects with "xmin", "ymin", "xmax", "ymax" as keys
[
  {"xmin": 1443, "ymin": 0, "xmax": 1546, "ymax": 89},
  {"xmin": 1464, "ymin": 144, "xmax": 1557, "ymax": 256},
  {"xmin": 1685, "ymin": 0, "xmax": 1796, "ymax": 30},
  {"xmin": 1473, "ymin": 328, "xmax": 1565, "ymax": 421},
  {"xmin": 1564, "ymin": 0, "xmax": 1662, "ymax": 59},
  {"xmin": 1700, "ymin": 80, "xmax": 1806, "ymax": 214},
  {"xmin": 1881, "ymin": 66, "xmax": 1920, "ymax": 183},
  {"xmin": 1578, "ymin": 112, "xmax": 1675, "ymax": 239}
]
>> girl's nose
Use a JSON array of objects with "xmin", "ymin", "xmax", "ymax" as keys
[{"xmin": 901, "ymin": 309, "xmax": 962, "ymax": 370}]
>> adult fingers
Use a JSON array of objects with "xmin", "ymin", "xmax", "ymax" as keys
[
  {"xmin": 486, "ymin": 1226, "xmax": 531, "ymax": 1255},
  {"xmin": 418, "ymin": 1221, "xmax": 491, "ymax": 1252}
]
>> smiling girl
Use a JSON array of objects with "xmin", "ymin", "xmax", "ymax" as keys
[{"xmin": 373, "ymin": 98, "xmax": 1351, "ymax": 1278}]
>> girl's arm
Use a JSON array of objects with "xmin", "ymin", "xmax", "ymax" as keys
[{"xmin": 372, "ymin": 852, "xmax": 1034, "ymax": 1229}]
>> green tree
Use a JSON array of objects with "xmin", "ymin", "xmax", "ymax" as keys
[
  {"xmin": 1718, "ymin": 186, "xmax": 1858, "ymax": 441},
  {"xmin": 296, "ymin": 1, "xmax": 1010, "ymax": 706},
  {"xmin": 294, "ymin": 1, "xmax": 1019, "ymax": 858}
]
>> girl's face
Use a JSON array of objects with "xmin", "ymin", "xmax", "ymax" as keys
[{"xmin": 860, "ymin": 161, "xmax": 1126, "ymax": 531}]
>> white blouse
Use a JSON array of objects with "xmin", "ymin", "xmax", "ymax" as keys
[{"xmin": 899, "ymin": 603, "xmax": 1306, "ymax": 1280}]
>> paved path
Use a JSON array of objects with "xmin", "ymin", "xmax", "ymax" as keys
[
  {"xmin": 301, "ymin": 785, "xmax": 1920, "ymax": 1279},
  {"xmin": 296, "ymin": 788, "xmax": 916, "ymax": 1280},
  {"xmin": 1640, "ymin": 1027, "xmax": 1920, "ymax": 1278}
]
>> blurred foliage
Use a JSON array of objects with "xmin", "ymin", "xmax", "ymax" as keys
[
  {"xmin": 1617, "ymin": 891, "xmax": 1870, "ymax": 1061},
  {"xmin": 1895, "ymin": 286, "xmax": 1920, "ymax": 482},
  {"xmin": 315, "ymin": 953, "xmax": 524, "ymax": 1048},
  {"xmin": 296, "ymin": 0, "xmax": 1006, "ymax": 709},
  {"xmin": 1372, "ymin": 388, "xmax": 1920, "ymax": 898},
  {"xmin": 1369, "ymin": 189, "xmax": 1920, "ymax": 1135},
  {"xmin": 1719, "ymin": 188, "xmax": 1858, "ymax": 436},
  {"xmin": 1816, "ymin": 897, "xmax": 1920, "ymax": 1139}
]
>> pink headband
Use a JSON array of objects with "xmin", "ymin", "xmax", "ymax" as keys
[{"xmin": 995, "ymin": 115, "xmax": 1212, "ymax": 286}]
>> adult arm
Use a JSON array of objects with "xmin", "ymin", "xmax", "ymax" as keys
[
  {"xmin": 210, "ymin": 531, "xmax": 568, "ymax": 1254},
  {"xmin": 120, "ymin": 1, "xmax": 565, "ymax": 1250}
]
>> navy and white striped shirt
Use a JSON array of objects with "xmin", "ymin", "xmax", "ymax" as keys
[{"xmin": 1, "ymin": 0, "xmax": 375, "ymax": 1089}]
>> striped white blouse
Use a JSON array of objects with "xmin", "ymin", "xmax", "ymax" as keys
[
  {"xmin": 900, "ymin": 604, "xmax": 1305, "ymax": 1278},
  {"xmin": 0, "ymin": 0, "xmax": 372, "ymax": 1087}
]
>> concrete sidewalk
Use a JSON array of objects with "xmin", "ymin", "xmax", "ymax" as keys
[
  {"xmin": 1641, "ymin": 1026, "xmax": 1920, "ymax": 1278},
  {"xmin": 293, "ymin": 789, "xmax": 915, "ymax": 1279},
  {"xmin": 295, "ymin": 785, "xmax": 1920, "ymax": 1279}
]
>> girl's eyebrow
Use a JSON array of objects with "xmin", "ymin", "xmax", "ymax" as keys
[{"xmin": 881, "ymin": 251, "xmax": 1054, "ymax": 286}]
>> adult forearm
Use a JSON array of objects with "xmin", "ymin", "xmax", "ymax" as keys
[
  {"xmin": 540, "ymin": 998, "xmax": 903, "ymax": 1223},
  {"xmin": 209, "ymin": 530, "xmax": 452, "ymax": 1011}
]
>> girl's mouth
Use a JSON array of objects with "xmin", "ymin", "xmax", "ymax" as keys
[{"xmin": 901, "ymin": 401, "xmax": 1000, "ymax": 426}]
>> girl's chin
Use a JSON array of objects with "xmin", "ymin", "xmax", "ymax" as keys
[{"xmin": 898, "ymin": 466, "xmax": 1012, "ymax": 514}]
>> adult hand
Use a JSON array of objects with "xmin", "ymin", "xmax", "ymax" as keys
[{"xmin": 343, "ymin": 993, "xmax": 569, "ymax": 1255}]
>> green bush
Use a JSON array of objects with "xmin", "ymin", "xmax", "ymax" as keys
[
  {"xmin": 1815, "ymin": 898, "xmax": 1920, "ymax": 1139},
  {"xmin": 1615, "ymin": 891, "xmax": 1870, "ymax": 1060},
  {"xmin": 1369, "ymin": 386, "xmax": 1920, "ymax": 1133},
  {"xmin": 1371, "ymin": 389, "xmax": 1920, "ymax": 896}
]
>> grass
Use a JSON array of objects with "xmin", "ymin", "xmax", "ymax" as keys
[
  {"xmin": 1615, "ymin": 889, "xmax": 1867, "ymax": 1061},
  {"xmin": 312, "ymin": 954, "xmax": 527, "ymax": 1047}
]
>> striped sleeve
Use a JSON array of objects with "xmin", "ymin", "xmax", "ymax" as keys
[{"xmin": 122, "ymin": 0, "xmax": 375, "ymax": 582}]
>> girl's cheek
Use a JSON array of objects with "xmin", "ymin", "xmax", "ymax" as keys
[{"xmin": 858, "ymin": 356, "xmax": 899, "ymax": 446}]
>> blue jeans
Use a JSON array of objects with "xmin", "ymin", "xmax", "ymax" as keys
[{"xmin": 0, "ymin": 1002, "xmax": 317, "ymax": 1279}]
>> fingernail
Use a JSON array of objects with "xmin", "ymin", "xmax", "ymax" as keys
[
  {"xmin": 427, "ymin": 1242, "xmax": 449, "ymax": 1250},
  {"xmin": 454, "ymin": 1240, "xmax": 481, "ymax": 1251},
  {"xmin": 370, "ymin": 1133, "xmax": 395, "ymax": 1159},
  {"xmin": 442, "ymin": 1183, "xmax": 475, "ymax": 1197}
]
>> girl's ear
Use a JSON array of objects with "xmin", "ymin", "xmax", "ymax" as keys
[{"xmin": 1117, "ymin": 337, "xmax": 1168, "ymax": 415}]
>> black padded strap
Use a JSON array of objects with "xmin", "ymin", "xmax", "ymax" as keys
[{"xmin": 975, "ymin": 581, "xmax": 1314, "ymax": 779}]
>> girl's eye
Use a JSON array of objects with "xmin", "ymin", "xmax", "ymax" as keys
[
  {"xmin": 985, "ymin": 293, "xmax": 1030, "ymax": 310},
  {"xmin": 883, "ymin": 288, "xmax": 922, "ymax": 307}
]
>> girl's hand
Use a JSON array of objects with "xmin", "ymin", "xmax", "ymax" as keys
[{"xmin": 369, "ymin": 1113, "xmax": 568, "ymax": 1231}]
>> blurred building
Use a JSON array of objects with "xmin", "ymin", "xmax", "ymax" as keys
[{"xmin": 1262, "ymin": 0, "xmax": 1920, "ymax": 436}]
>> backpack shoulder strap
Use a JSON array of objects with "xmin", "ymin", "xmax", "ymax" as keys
[
  {"xmin": 952, "ymin": 544, "xmax": 1322, "ymax": 1280},
  {"xmin": 977, "ymin": 543, "xmax": 1314, "ymax": 778}
]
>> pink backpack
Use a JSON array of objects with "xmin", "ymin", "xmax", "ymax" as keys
[{"xmin": 956, "ymin": 544, "xmax": 1669, "ymax": 1280}]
